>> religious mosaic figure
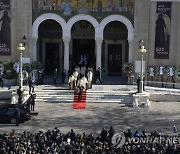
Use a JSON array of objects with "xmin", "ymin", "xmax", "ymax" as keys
[
  {"xmin": 97, "ymin": 0, "xmax": 102, "ymax": 17},
  {"xmin": 126, "ymin": 0, "xmax": 134, "ymax": 13},
  {"xmin": 0, "ymin": 10, "xmax": 10, "ymax": 47},
  {"xmin": 79, "ymin": 0, "xmax": 88, "ymax": 14},
  {"xmin": 86, "ymin": 0, "xmax": 91, "ymax": 7},
  {"xmin": 91, "ymin": 0, "xmax": 94, "ymax": 7},
  {"xmin": 75, "ymin": 0, "xmax": 80, "ymax": 7},
  {"xmin": 33, "ymin": 0, "xmax": 40, "ymax": 13},
  {"xmin": 106, "ymin": 0, "xmax": 113, "ymax": 11},
  {"xmin": 155, "ymin": 14, "xmax": 167, "ymax": 47},
  {"xmin": 45, "ymin": 0, "xmax": 50, "ymax": 6},
  {"xmin": 61, "ymin": 0, "xmax": 71, "ymax": 16}
]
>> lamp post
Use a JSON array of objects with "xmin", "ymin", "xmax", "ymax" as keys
[
  {"xmin": 22, "ymin": 35, "xmax": 26, "ymax": 46},
  {"xmin": 17, "ymin": 43, "xmax": 25, "ymax": 87},
  {"xmin": 139, "ymin": 40, "xmax": 147, "ymax": 93}
]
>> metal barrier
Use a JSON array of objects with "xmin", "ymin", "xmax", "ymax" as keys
[{"xmin": 145, "ymin": 81, "xmax": 180, "ymax": 89}]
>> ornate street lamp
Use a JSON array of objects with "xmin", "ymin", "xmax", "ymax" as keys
[
  {"xmin": 139, "ymin": 40, "xmax": 147, "ymax": 93},
  {"xmin": 17, "ymin": 43, "xmax": 25, "ymax": 87}
]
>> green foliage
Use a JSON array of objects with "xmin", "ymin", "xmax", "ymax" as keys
[
  {"xmin": 31, "ymin": 61, "xmax": 42, "ymax": 70},
  {"xmin": 122, "ymin": 63, "xmax": 134, "ymax": 73},
  {"xmin": 23, "ymin": 63, "xmax": 31, "ymax": 73},
  {"xmin": 0, "ymin": 61, "xmax": 42, "ymax": 79}
]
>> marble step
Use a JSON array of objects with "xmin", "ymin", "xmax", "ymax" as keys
[{"xmin": 35, "ymin": 90, "xmax": 133, "ymax": 104}]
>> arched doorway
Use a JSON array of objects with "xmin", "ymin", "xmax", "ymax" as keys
[
  {"xmin": 38, "ymin": 19, "xmax": 63, "ymax": 75},
  {"xmin": 71, "ymin": 20, "xmax": 95, "ymax": 69},
  {"xmin": 103, "ymin": 21, "xmax": 128, "ymax": 75}
]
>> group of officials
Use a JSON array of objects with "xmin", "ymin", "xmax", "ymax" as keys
[
  {"xmin": 67, "ymin": 66, "xmax": 102, "ymax": 90},
  {"xmin": 66, "ymin": 66, "xmax": 102, "ymax": 100}
]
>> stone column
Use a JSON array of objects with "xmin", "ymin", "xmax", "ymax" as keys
[
  {"xmin": 63, "ymin": 37, "xmax": 70, "ymax": 73},
  {"xmin": 96, "ymin": 38, "xmax": 103, "ymax": 70},
  {"xmin": 128, "ymin": 41, "xmax": 133, "ymax": 63},
  {"xmin": 32, "ymin": 37, "xmax": 38, "ymax": 61}
]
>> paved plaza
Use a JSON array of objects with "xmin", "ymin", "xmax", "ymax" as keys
[{"xmin": 0, "ymin": 83, "xmax": 180, "ymax": 136}]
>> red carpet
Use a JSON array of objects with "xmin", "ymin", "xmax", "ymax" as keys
[{"xmin": 73, "ymin": 90, "xmax": 86, "ymax": 109}]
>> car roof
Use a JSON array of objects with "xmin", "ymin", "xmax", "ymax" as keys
[{"xmin": 0, "ymin": 104, "xmax": 24, "ymax": 109}]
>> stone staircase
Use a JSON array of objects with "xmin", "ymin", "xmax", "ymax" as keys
[
  {"xmin": 2, "ymin": 75, "xmax": 180, "ymax": 105},
  {"xmin": 34, "ymin": 84, "xmax": 134, "ymax": 104}
]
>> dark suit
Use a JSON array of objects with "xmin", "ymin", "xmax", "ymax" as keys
[
  {"xmin": 28, "ymin": 77, "xmax": 34, "ymax": 94},
  {"xmin": 137, "ymin": 77, "xmax": 141, "ymax": 93},
  {"xmin": 17, "ymin": 87, "xmax": 22, "ymax": 104},
  {"xmin": 95, "ymin": 68, "xmax": 102, "ymax": 84},
  {"xmin": 0, "ymin": 73, "xmax": 3, "ymax": 88}
]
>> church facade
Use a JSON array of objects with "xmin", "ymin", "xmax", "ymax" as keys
[{"xmin": 0, "ymin": 0, "xmax": 180, "ymax": 81}]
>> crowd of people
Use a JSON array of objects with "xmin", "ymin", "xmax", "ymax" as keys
[{"xmin": 0, "ymin": 127, "xmax": 180, "ymax": 154}]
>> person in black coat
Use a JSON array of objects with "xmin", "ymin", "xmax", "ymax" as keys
[
  {"xmin": 30, "ymin": 94, "xmax": 36, "ymax": 111},
  {"xmin": 136, "ymin": 75, "xmax": 141, "ymax": 93},
  {"xmin": 53, "ymin": 68, "xmax": 58, "ymax": 85},
  {"xmin": 65, "ymin": 142, "xmax": 72, "ymax": 154},
  {"xmin": 95, "ymin": 67, "xmax": 102, "ymax": 84},
  {"xmin": 28, "ymin": 76, "xmax": 34, "ymax": 94},
  {"xmin": 62, "ymin": 69, "xmax": 66, "ymax": 84},
  {"xmin": 17, "ymin": 86, "xmax": 22, "ymax": 104},
  {"xmin": 100, "ymin": 128, "xmax": 107, "ymax": 142},
  {"xmin": 38, "ymin": 67, "xmax": 44, "ymax": 85},
  {"xmin": 75, "ymin": 85, "xmax": 84, "ymax": 101},
  {"xmin": 143, "ymin": 77, "xmax": 145, "ymax": 91},
  {"xmin": 0, "ymin": 72, "xmax": 4, "ymax": 88}
]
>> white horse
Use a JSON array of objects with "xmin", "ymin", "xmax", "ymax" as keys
[
  {"xmin": 77, "ymin": 76, "xmax": 88, "ymax": 90},
  {"xmin": 87, "ymin": 70, "xmax": 93, "ymax": 89},
  {"xmin": 81, "ymin": 76, "xmax": 88, "ymax": 89},
  {"xmin": 73, "ymin": 70, "xmax": 79, "ymax": 87},
  {"xmin": 68, "ymin": 75, "xmax": 75, "ymax": 90}
]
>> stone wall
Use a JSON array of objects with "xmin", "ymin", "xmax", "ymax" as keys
[
  {"xmin": 2, "ymin": 0, "xmax": 33, "ymax": 63},
  {"xmin": 134, "ymin": 0, "xmax": 180, "ymax": 82}
]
